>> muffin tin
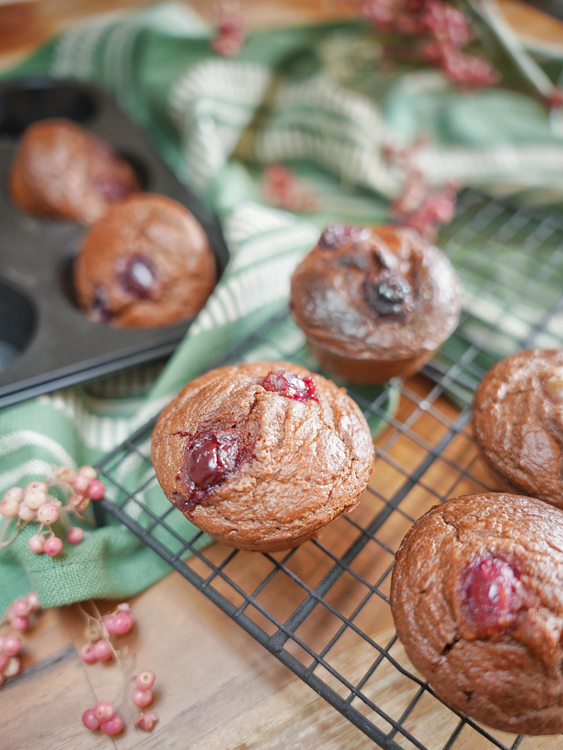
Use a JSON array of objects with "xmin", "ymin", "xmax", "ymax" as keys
[{"xmin": 0, "ymin": 77, "xmax": 229, "ymax": 408}]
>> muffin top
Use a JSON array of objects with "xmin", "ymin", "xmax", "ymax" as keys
[
  {"xmin": 472, "ymin": 349, "xmax": 563, "ymax": 508},
  {"xmin": 9, "ymin": 118, "xmax": 140, "ymax": 224},
  {"xmin": 391, "ymin": 492, "xmax": 563, "ymax": 735},
  {"xmin": 74, "ymin": 193, "xmax": 216, "ymax": 328},
  {"xmin": 151, "ymin": 361, "xmax": 374, "ymax": 551},
  {"xmin": 290, "ymin": 224, "xmax": 461, "ymax": 360}
]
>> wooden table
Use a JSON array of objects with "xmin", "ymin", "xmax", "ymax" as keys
[{"xmin": 1, "ymin": 2, "xmax": 563, "ymax": 749}]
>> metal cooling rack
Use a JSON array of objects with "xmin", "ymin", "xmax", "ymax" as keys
[{"xmin": 95, "ymin": 189, "xmax": 563, "ymax": 750}]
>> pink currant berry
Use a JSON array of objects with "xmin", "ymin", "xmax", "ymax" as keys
[
  {"xmin": 82, "ymin": 708, "xmax": 100, "ymax": 730},
  {"xmin": 103, "ymin": 614, "xmax": 116, "ymax": 635},
  {"xmin": 93, "ymin": 639, "xmax": 112, "ymax": 661},
  {"xmin": 4, "ymin": 657, "xmax": 21, "ymax": 677},
  {"xmin": 101, "ymin": 714, "xmax": 124, "ymax": 736},
  {"xmin": 136, "ymin": 669, "xmax": 156, "ymax": 691},
  {"xmin": 0, "ymin": 497, "xmax": 20, "ymax": 518},
  {"xmin": 3, "ymin": 487, "xmax": 24, "ymax": 504},
  {"xmin": 0, "ymin": 652, "xmax": 9, "ymax": 672},
  {"xmin": 111, "ymin": 611, "xmax": 134, "ymax": 635},
  {"xmin": 10, "ymin": 615, "xmax": 28, "ymax": 632},
  {"xmin": 80, "ymin": 643, "xmax": 97, "ymax": 664},
  {"xmin": 72, "ymin": 474, "xmax": 90, "ymax": 494},
  {"xmin": 70, "ymin": 495, "xmax": 89, "ymax": 513},
  {"xmin": 87, "ymin": 480, "xmax": 105, "ymax": 500},
  {"xmin": 24, "ymin": 488, "xmax": 48, "ymax": 510},
  {"xmin": 67, "ymin": 527, "xmax": 84, "ymax": 544},
  {"xmin": 27, "ymin": 592, "xmax": 40, "ymax": 611},
  {"xmin": 18, "ymin": 504, "xmax": 36, "ymax": 522},
  {"xmin": 37, "ymin": 502, "xmax": 60, "ymax": 524},
  {"xmin": 132, "ymin": 688, "xmax": 153, "ymax": 708},
  {"xmin": 93, "ymin": 700, "xmax": 114, "ymax": 722},
  {"xmin": 11, "ymin": 597, "xmax": 31, "ymax": 617},
  {"xmin": 78, "ymin": 466, "xmax": 97, "ymax": 481},
  {"xmin": 44, "ymin": 537, "xmax": 63, "ymax": 557},
  {"xmin": 55, "ymin": 466, "xmax": 76, "ymax": 484},
  {"xmin": 29, "ymin": 534, "xmax": 46, "ymax": 554},
  {"xmin": 136, "ymin": 711, "xmax": 158, "ymax": 731},
  {"xmin": 3, "ymin": 635, "xmax": 21, "ymax": 656},
  {"xmin": 26, "ymin": 480, "xmax": 48, "ymax": 494}
]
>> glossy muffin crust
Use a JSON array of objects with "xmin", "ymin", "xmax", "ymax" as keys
[
  {"xmin": 391, "ymin": 492, "xmax": 563, "ymax": 735},
  {"xmin": 9, "ymin": 118, "xmax": 140, "ymax": 224},
  {"xmin": 472, "ymin": 349, "xmax": 563, "ymax": 509},
  {"xmin": 74, "ymin": 193, "xmax": 216, "ymax": 328},
  {"xmin": 290, "ymin": 224, "xmax": 461, "ymax": 383},
  {"xmin": 151, "ymin": 361, "xmax": 374, "ymax": 552}
]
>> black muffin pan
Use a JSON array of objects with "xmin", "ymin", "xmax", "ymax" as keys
[{"xmin": 0, "ymin": 77, "xmax": 229, "ymax": 408}]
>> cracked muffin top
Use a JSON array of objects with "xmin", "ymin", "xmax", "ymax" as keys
[
  {"xmin": 9, "ymin": 118, "xmax": 140, "ymax": 224},
  {"xmin": 289, "ymin": 224, "xmax": 461, "ymax": 383},
  {"xmin": 390, "ymin": 492, "xmax": 563, "ymax": 735},
  {"xmin": 74, "ymin": 193, "xmax": 216, "ymax": 328},
  {"xmin": 151, "ymin": 361, "xmax": 375, "ymax": 552},
  {"xmin": 472, "ymin": 349, "xmax": 563, "ymax": 509}
]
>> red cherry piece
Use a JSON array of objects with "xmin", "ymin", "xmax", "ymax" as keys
[
  {"xmin": 461, "ymin": 555, "xmax": 520, "ymax": 637},
  {"xmin": 260, "ymin": 369, "xmax": 319, "ymax": 403},
  {"xmin": 186, "ymin": 432, "xmax": 239, "ymax": 491},
  {"xmin": 89, "ymin": 285, "xmax": 113, "ymax": 323},
  {"xmin": 117, "ymin": 254, "xmax": 158, "ymax": 299},
  {"xmin": 93, "ymin": 175, "xmax": 131, "ymax": 202}
]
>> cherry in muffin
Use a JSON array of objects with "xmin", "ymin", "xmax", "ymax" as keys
[
  {"xmin": 74, "ymin": 193, "xmax": 216, "ymax": 328},
  {"xmin": 290, "ymin": 224, "xmax": 461, "ymax": 383},
  {"xmin": 151, "ymin": 361, "xmax": 374, "ymax": 552}
]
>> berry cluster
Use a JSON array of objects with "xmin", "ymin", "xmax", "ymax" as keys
[
  {"xmin": 4, "ymin": 591, "xmax": 40, "ymax": 633},
  {"xmin": 0, "ymin": 465, "xmax": 105, "ymax": 557},
  {"xmin": 79, "ymin": 602, "xmax": 159, "ymax": 735},
  {"xmin": 0, "ymin": 591, "xmax": 40, "ymax": 689},
  {"xmin": 261, "ymin": 164, "xmax": 321, "ymax": 213},
  {"xmin": 392, "ymin": 169, "xmax": 458, "ymax": 240},
  {"xmin": 356, "ymin": 0, "xmax": 498, "ymax": 87},
  {"xmin": 0, "ymin": 634, "xmax": 23, "ymax": 687},
  {"xmin": 210, "ymin": 1, "xmax": 246, "ymax": 57}
]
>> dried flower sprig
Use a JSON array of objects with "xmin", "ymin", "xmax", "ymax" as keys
[
  {"xmin": 0, "ymin": 465, "xmax": 105, "ymax": 557},
  {"xmin": 355, "ymin": 0, "xmax": 499, "ymax": 87},
  {"xmin": 78, "ymin": 601, "xmax": 159, "ymax": 735}
]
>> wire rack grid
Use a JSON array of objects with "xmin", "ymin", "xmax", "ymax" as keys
[{"xmin": 95, "ymin": 189, "xmax": 563, "ymax": 750}]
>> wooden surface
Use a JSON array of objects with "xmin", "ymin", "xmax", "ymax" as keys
[{"xmin": 1, "ymin": 2, "xmax": 563, "ymax": 749}]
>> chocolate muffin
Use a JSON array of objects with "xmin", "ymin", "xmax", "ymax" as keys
[
  {"xmin": 472, "ymin": 349, "xmax": 563, "ymax": 509},
  {"xmin": 74, "ymin": 193, "xmax": 217, "ymax": 328},
  {"xmin": 391, "ymin": 492, "xmax": 563, "ymax": 735},
  {"xmin": 9, "ymin": 118, "xmax": 140, "ymax": 224},
  {"xmin": 151, "ymin": 361, "xmax": 374, "ymax": 552},
  {"xmin": 290, "ymin": 224, "xmax": 461, "ymax": 383}
]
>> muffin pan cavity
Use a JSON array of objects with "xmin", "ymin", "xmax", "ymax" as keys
[
  {"xmin": 0, "ymin": 79, "xmax": 97, "ymax": 137},
  {"xmin": 0, "ymin": 279, "xmax": 36, "ymax": 372},
  {"xmin": 0, "ymin": 77, "xmax": 229, "ymax": 407}
]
